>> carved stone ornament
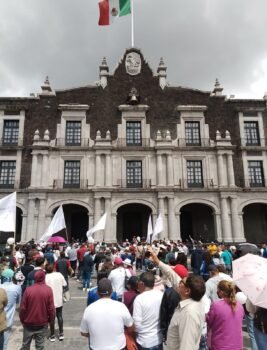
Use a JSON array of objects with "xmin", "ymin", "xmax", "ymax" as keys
[{"xmin": 125, "ymin": 52, "xmax": 141, "ymax": 76}]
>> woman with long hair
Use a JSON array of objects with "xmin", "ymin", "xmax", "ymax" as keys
[{"xmin": 206, "ymin": 280, "xmax": 244, "ymax": 350}]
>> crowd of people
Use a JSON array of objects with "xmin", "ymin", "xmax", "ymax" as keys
[{"xmin": 0, "ymin": 237, "xmax": 266, "ymax": 350}]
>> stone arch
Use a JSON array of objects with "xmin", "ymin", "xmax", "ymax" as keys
[
  {"xmin": 47, "ymin": 199, "xmax": 93, "ymax": 216},
  {"xmin": 176, "ymin": 198, "xmax": 219, "ymax": 215},
  {"xmin": 112, "ymin": 199, "xmax": 156, "ymax": 215},
  {"xmin": 239, "ymin": 198, "xmax": 267, "ymax": 213}
]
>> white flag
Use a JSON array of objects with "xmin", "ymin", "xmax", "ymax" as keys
[
  {"xmin": 146, "ymin": 215, "xmax": 153, "ymax": 243},
  {"xmin": 151, "ymin": 213, "xmax": 164, "ymax": 242},
  {"xmin": 40, "ymin": 206, "xmax": 66, "ymax": 242},
  {"xmin": 87, "ymin": 213, "xmax": 107, "ymax": 239},
  {"xmin": 0, "ymin": 192, "xmax": 16, "ymax": 232}
]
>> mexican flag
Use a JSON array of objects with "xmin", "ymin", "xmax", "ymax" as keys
[{"xmin": 99, "ymin": 0, "xmax": 131, "ymax": 26}]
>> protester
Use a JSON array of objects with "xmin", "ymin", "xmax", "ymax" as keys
[
  {"xmin": 80, "ymin": 278, "xmax": 134, "ymax": 350},
  {"xmin": 87, "ymin": 270, "xmax": 117, "ymax": 306},
  {"xmin": 26, "ymin": 256, "xmax": 46, "ymax": 287},
  {"xmin": 82, "ymin": 249, "xmax": 94, "ymax": 292},
  {"xmin": 205, "ymin": 265, "xmax": 232, "ymax": 303},
  {"xmin": 0, "ymin": 287, "xmax": 8, "ymax": 349},
  {"xmin": 45, "ymin": 264, "xmax": 67, "ymax": 342},
  {"xmin": 133, "ymin": 272, "xmax": 163, "ymax": 350},
  {"xmin": 123, "ymin": 276, "xmax": 138, "ymax": 315},
  {"xmin": 221, "ymin": 245, "xmax": 233, "ymax": 273},
  {"xmin": 66, "ymin": 244, "xmax": 78, "ymax": 276},
  {"xmin": 206, "ymin": 280, "xmax": 244, "ymax": 350},
  {"xmin": 108, "ymin": 257, "xmax": 131, "ymax": 301},
  {"xmin": 0, "ymin": 269, "xmax": 21, "ymax": 350},
  {"xmin": 77, "ymin": 243, "xmax": 88, "ymax": 280},
  {"xmin": 19, "ymin": 270, "xmax": 55, "ymax": 350}
]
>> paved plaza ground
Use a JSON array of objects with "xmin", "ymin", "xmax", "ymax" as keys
[{"xmin": 8, "ymin": 276, "xmax": 252, "ymax": 350}]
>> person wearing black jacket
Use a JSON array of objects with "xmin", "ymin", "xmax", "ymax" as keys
[{"xmin": 160, "ymin": 287, "xmax": 180, "ymax": 343}]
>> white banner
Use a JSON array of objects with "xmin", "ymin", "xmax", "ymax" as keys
[
  {"xmin": 151, "ymin": 213, "xmax": 164, "ymax": 242},
  {"xmin": 0, "ymin": 192, "xmax": 16, "ymax": 232},
  {"xmin": 146, "ymin": 215, "xmax": 153, "ymax": 243},
  {"xmin": 87, "ymin": 213, "xmax": 107, "ymax": 239},
  {"xmin": 40, "ymin": 205, "xmax": 66, "ymax": 242}
]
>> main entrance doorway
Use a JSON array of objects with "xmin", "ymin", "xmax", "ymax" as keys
[
  {"xmin": 117, "ymin": 203, "xmax": 151, "ymax": 242},
  {"xmin": 243, "ymin": 203, "xmax": 267, "ymax": 243},
  {"xmin": 52, "ymin": 204, "xmax": 88, "ymax": 242},
  {"xmin": 180, "ymin": 203, "xmax": 215, "ymax": 242}
]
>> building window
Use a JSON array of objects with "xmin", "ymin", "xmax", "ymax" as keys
[
  {"xmin": 244, "ymin": 122, "xmax": 260, "ymax": 145},
  {"xmin": 126, "ymin": 122, "xmax": 141, "ymax": 146},
  {"xmin": 187, "ymin": 160, "xmax": 203, "ymax": 187},
  {"xmin": 185, "ymin": 122, "xmax": 200, "ymax": 145},
  {"xmin": 0, "ymin": 161, "xmax": 16, "ymax": 188},
  {"xmin": 126, "ymin": 160, "xmax": 142, "ymax": 188},
  {"xmin": 248, "ymin": 161, "xmax": 264, "ymax": 187},
  {"xmin": 3, "ymin": 120, "xmax": 19, "ymax": 145},
  {"xmin": 64, "ymin": 161, "xmax": 80, "ymax": 188},
  {"xmin": 66, "ymin": 121, "xmax": 81, "ymax": 145}
]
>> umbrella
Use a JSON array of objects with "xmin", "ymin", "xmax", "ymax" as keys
[
  {"xmin": 236, "ymin": 243, "xmax": 259, "ymax": 255},
  {"xmin": 47, "ymin": 236, "xmax": 66, "ymax": 243},
  {"xmin": 233, "ymin": 253, "xmax": 267, "ymax": 308}
]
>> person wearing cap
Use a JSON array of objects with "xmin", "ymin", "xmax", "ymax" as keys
[
  {"xmin": 123, "ymin": 258, "xmax": 134, "ymax": 276},
  {"xmin": 19, "ymin": 270, "xmax": 55, "ymax": 350},
  {"xmin": 108, "ymin": 257, "xmax": 131, "ymax": 301},
  {"xmin": 80, "ymin": 278, "xmax": 133, "ymax": 350},
  {"xmin": 0, "ymin": 269, "xmax": 22, "ymax": 350},
  {"xmin": 133, "ymin": 271, "xmax": 164, "ymax": 350}
]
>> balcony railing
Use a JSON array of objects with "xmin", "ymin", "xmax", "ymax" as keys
[
  {"xmin": 55, "ymin": 138, "xmax": 89, "ymax": 147},
  {"xmin": 237, "ymin": 178, "xmax": 266, "ymax": 188},
  {"xmin": 117, "ymin": 179, "xmax": 151, "ymax": 189},
  {"xmin": 116, "ymin": 138, "xmax": 151, "ymax": 147},
  {"xmin": 179, "ymin": 179, "xmax": 216, "ymax": 189},
  {"xmin": 0, "ymin": 138, "xmax": 23, "ymax": 147},
  {"xmin": 53, "ymin": 179, "xmax": 88, "ymax": 189}
]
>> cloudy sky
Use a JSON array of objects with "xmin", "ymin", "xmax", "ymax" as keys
[{"xmin": 0, "ymin": 0, "xmax": 267, "ymax": 98}]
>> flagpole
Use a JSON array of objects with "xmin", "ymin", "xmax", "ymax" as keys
[{"xmin": 131, "ymin": 0, "xmax": 134, "ymax": 47}]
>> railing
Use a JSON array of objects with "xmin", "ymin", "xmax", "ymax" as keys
[
  {"xmin": 53, "ymin": 179, "xmax": 88, "ymax": 189},
  {"xmin": 0, "ymin": 138, "xmax": 23, "ymax": 147},
  {"xmin": 178, "ymin": 138, "xmax": 211, "ymax": 147},
  {"xmin": 237, "ymin": 178, "xmax": 267, "ymax": 188},
  {"xmin": 178, "ymin": 179, "xmax": 216, "ymax": 189},
  {"xmin": 116, "ymin": 138, "xmax": 151, "ymax": 147},
  {"xmin": 55, "ymin": 138, "xmax": 89, "ymax": 147},
  {"xmin": 117, "ymin": 179, "xmax": 152, "ymax": 189}
]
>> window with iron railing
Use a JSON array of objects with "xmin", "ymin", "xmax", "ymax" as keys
[
  {"xmin": 126, "ymin": 160, "xmax": 142, "ymax": 188},
  {"xmin": 185, "ymin": 121, "xmax": 200, "ymax": 145},
  {"xmin": 66, "ymin": 121, "xmax": 81, "ymax": 145},
  {"xmin": 126, "ymin": 121, "xmax": 142, "ymax": 146},
  {"xmin": 248, "ymin": 160, "xmax": 264, "ymax": 187},
  {"xmin": 3, "ymin": 120, "xmax": 19, "ymax": 145},
  {"xmin": 0, "ymin": 161, "xmax": 16, "ymax": 188},
  {"xmin": 244, "ymin": 121, "xmax": 260, "ymax": 146},
  {"xmin": 64, "ymin": 161, "xmax": 80, "ymax": 188},
  {"xmin": 187, "ymin": 160, "xmax": 203, "ymax": 188}
]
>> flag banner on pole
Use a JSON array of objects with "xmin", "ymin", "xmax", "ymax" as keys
[
  {"xmin": 87, "ymin": 213, "xmax": 107, "ymax": 238},
  {"xmin": 146, "ymin": 215, "xmax": 153, "ymax": 243},
  {"xmin": 0, "ymin": 192, "xmax": 16, "ymax": 232},
  {"xmin": 40, "ymin": 206, "xmax": 66, "ymax": 242},
  {"xmin": 99, "ymin": 0, "xmax": 131, "ymax": 25},
  {"xmin": 151, "ymin": 213, "xmax": 164, "ymax": 242}
]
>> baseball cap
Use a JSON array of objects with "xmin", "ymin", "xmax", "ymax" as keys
[
  {"xmin": 2, "ymin": 268, "xmax": 14, "ymax": 282},
  {"xmin": 97, "ymin": 278, "xmax": 112, "ymax": 296},
  {"xmin": 114, "ymin": 257, "xmax": 123, "ymax": 265},
  {"xmin": 173, "ymin": 264, "xmax": 188, "ymax": 279}
]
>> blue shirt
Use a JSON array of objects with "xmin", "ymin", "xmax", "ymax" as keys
[
  {"xmin": 0, "ymin": 283, "xmax": 21, "ymax": 327},
  {"xmin": 87, "ymin": 286, "xmax": 117, "ymax": 306}
]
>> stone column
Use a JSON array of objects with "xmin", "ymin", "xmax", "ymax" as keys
[
  {"xmin": 93, "ymin": 198, "xmax": 102, "ymax": 241},
  {"xmin": 158, "ymin": 197, "xmax": 166, "ymax": 239},
  {"xmin": 37, "ymin": 198, "xmax": 46, "ymax": 239},
  {"xmin": 214, "ymin": 213, "xmax": 222, "ymax": 242},
  {"xmin": 167, "ymin": 154, "xmax": 174, "ymax": 186},
  {"xmin": 104, "ymin": 197, "xmax": 112, "ymax": 241},
  {"xmin": 176, "ymin": 212, "xmax": 181, "ymax": 241},
  {"xmin": 111, "ymin": 213, "xmax": 117, "ymax": 242},
  {"xmin": 220, "ymin": 196, "xmax": 232, "ymax": 242},
  {"xmin": 156, "ymin": 154, "xmax": 164, "ymax": 186},
  {"xmin": 217, "ymin": 153, "xmax": 225, "ymax": 187},
  {"xmin": 20, "ymin": 214, "xmax": 28, "ymax": 242},
  {"xmin": 227, "ymin": 153, "xmax": 235, "ymax": 187},
  {"xmin": 95, "ymin": 154, "xmax": 102, "ymax": 186},
  {"xmin": 41, "ymin": 154, "xmax": 49, "ymax": 187},
  {"xmin": 105, "ymin": 153, "xmax": 112, "ymax": 187},
  {"xmin": 168, "ymin": 197, "xmax": 177, "ymax": 240},
  {"xmin": 31, "ymin": 153, "xmax": 38, "ymax": 187},
  {"xmin": 27, "ymin": 198, "xmax": 36, "ymax": 240},
  {"xmin": 230, "ymin": 196, "xmax": 245, "ymax": 242}
]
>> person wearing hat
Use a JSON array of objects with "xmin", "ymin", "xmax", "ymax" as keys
[
  {"xmin": 0, "ymin": 269, "xmax": 22, "ymax": 350},
  {"xmin": 108, "ymin": 257, "xmax": 131, "ymax": 302},
  {"xmin": 80, "ymin": 278, "xmax": 133, "ymax": 350},
  {"xmin": 123, "ymin": 258, "xmax": 134, "ymax": 277}
]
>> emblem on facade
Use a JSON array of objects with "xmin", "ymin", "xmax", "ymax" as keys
[
  {"xmin": 111, "ymin": 7, "xmax": 118, "ymax": 17},
  {"xmin": 125, "ymin": 52, "xmax": 141, "ymax": 76}
]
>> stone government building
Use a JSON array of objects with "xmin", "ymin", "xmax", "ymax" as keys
[{"xmin": 1, "ymin": 48, "xmax": 267, "ymax": 243}]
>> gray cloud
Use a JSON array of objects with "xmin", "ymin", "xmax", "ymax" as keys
[{"xmin": 0, "ymin": 0, "xmax": 267, "ymax": 98}]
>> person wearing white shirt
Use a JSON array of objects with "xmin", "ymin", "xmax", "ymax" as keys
[
  {"xmin": 108, "ymin": 257, "xmax": 131, "ymax": 301},
  {"xmin": 205, "ymin": 265, "xmax": 232, "ymax": 303},
  {"xmin": 80, "ymin": 278, "xmax": 133, "ymax": 350},
  {"xmin": 133, "ymin": 272, "xmax": 163, "ymax": 349}
]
